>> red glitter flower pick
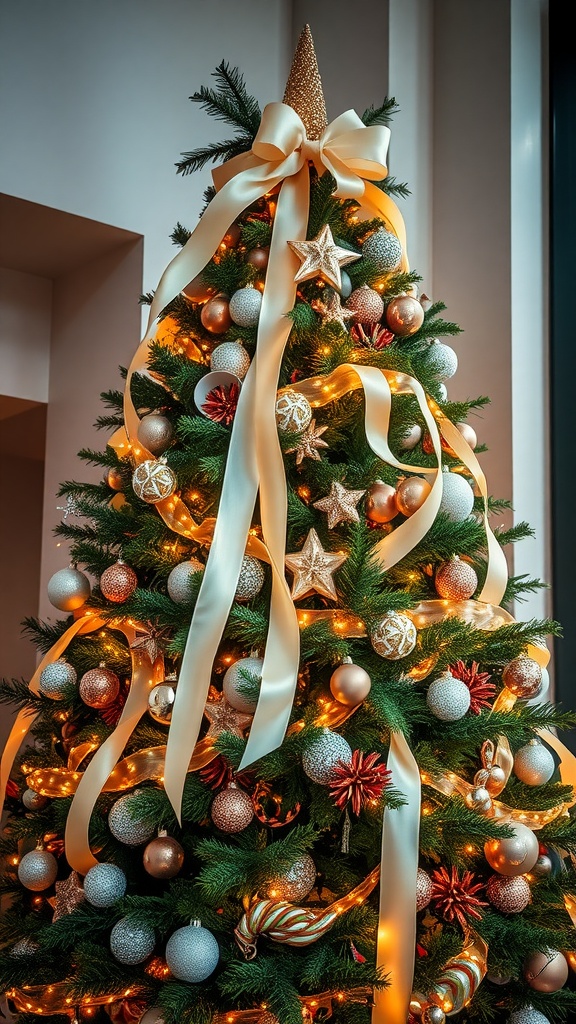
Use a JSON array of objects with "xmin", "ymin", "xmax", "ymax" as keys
[
  {"xmin": 329, "ymin": 750, "xmax": 391, "ymax": 816},
  {"xmin": 449, "ymin": 660, "xmax": 496, "ymax": 714},
  {"xmin": 430, "ymin": 865, "xmax": 487, "ymax": 930},
  {"xmin": 202, "ymin": 381, "xmax": 240, "ymax": 425}
]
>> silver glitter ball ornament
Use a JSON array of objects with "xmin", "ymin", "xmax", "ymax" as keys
[
  {"xmin": 234, "ymin": 555, "xmax": 265, "ymax": 601},
  {"xmin": 18, "ymin": 849, "xmax": 58, "ymax": 891},
  {"xmin": 39, "ymin": 658, "xmax": 77, "ymax": 699},
  {"xmin": 167, "ymin": 557, "xmax": 204, "ymax": 604},
  {"xmin": 361, "ymin": 227, "xmax": 402, "ymax": 273},
  {"xmin": 267, "ymin": 853, "xmax": 316, "ymax": 901},
  {"xmin": 229, "ymin": 286, "xmax": 262, "ymax": 327},
  {"xmin": 132, "ymin": 459, "xmax": 177, "ymax": 504},
  {"xmin": 416, "ymin": 867, "xmax": 433, "ymax": 911},
  {"xmin": 422, "ymin": 1007, "xmax": 446, "ymax": 1024},
  {"xmin": 10, "ymin": 937, "xmax": 40, "ymax": 957},
  {"xmin": 22, "ymin": 788, "xmax": 49, "ymax": 811},
  {"xmin": 513, "ymin": 739, "xmax": 555, "ymax": 787},
  {"xmin": 110, "ymin": 916, "xmax": 155, "ymax": 964},
  {"xmin": 439, "ymin": 472, "xmax": 475, "ymax": 522},
  {"xmin": 422, "ymin": 340, "xmax": 458, "ymax": 381},
  {"xmin": 210, "ymin": 341, "xmax": 251, "ymax": 380},
  {"xmin": 427, "ymin": 673, "xmax": 471, "ymax": 721},
  {"xmin": 165, "ymin": 921, "xmax": 220, "ymax": 982},
  {"xmin": 223, "ymin": 656, "xmax": 263, "ymax": 713},
  {"xmin": 83, "ymin": 862, "xmax": 127, "ymax": 907},
  {"xmin": 137, "ymin": 413, "xmax": 174, "ymax": 456},
  {"xmin": 508, "ymin": 1009, "xmax": 551, "ymax": 1024},
  {"xmin": 370, "ymin": 611, "xmax": 417, "ymax": 660},
  {"xmin": 47, "ymin": 566, "xmax": 91, "ymax": 611},
  {"xmin": 108, "ymin": 791, "xmax": 156, "ymax": 846},
  {"xmin": 79, "ymin": 663, "xmax": 120, "ymax": 708},
  {"xmin": 148, "ymin": 681, "xmax": 177, "ymax": 725},
  {"xmin": 302, "ymin": 728, "xmax": 352, "ymax": 785}
]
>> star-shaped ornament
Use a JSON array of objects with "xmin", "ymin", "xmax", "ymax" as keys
[
  {"xmin": 285, "ymin": 419, "xmax": 329, "ymax": 465},
  {"xmin": 56, "ymin": 496, "xmax": 81, "ymax": 521},
  {"xmin": 130, "ymin": 624, "xmax": 171, "ymax": 662},
  {"xmin": 311, "ymin": 289, "xmax": 356, "ymax": 329},
  {"xmin": 204, "ymin": 696, "xmax": 253, "ymax": 739},
  {"xmin": 48, "ymin": 871, "xmax": 85, "ymax": 922},
  {"xmin": 288, "ymin": 224, "xmax": 360, "ymax": 290},
  {"xmin": 313, "ymin": 481, "xmax": 366, "ymax": 529},
  {"xmin": 285, "ymin": 528, "xmax": 347, "ymax": 601}
]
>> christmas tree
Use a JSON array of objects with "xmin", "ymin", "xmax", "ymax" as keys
[{"xmin": 2, "ymin": 24, "xmax": 576, "ymax": 1024}]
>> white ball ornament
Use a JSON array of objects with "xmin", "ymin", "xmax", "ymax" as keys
[
  {"xmin": 223, "ymin": 656, "xmax": 263, "ymax": 713},
  {"xmin": 234, "ymin": 555, "xmax": 265, "ymax": 601},
  {"xmin": 165, "ymin": 921, "xmax": 220, "ymax": 983},
  {"xmin": 439, "ymin": 472, "xmax": 475, "ymax": 522},
  {"xmin": 426, "ymin": 673, "xmax": 471, "ymax": 721},
  {"xmin": 108, "ymin": 791, "xmax": 156, "ymax": 846},
  {"xmin": 139, "ymin": 1009, "xmax": 165, "ymax": 1024},
  {"xmin": 484, "ymin": 822, "xmax": 539, "ymax": 876},
  {"xmin": 422, "ymin": 340, "xmax": 458, "ymax": 381},
  {"xmin": 275, "ymin": 391, "xmax": 312, "ymax": 434},
  {"xmin": 229, "ymin": 286, "xmax": 262, "ymax": 327},
  {"xmin": 18, "ymin": 849, "xmax": 58, "ymax": 891},
  {"xmin": 39, "ymin": 658, "xmax": 77, "ymax": 699},
  {"xmin": 302, "ymin": 728, "xmax": 352, "ymax": 784},
  {"xmin": 83, "ymin": 863, "xmax": 127, "ymax": 907},
  {"xmin": 167, "ymin": 558, "xmax": 204, "ymax": 604},
  {"xmin": 371, "ymin": 611, "xmax": 417, "ymax": 660},
  {"xmin": 361, "ymin": 227, "xmax": 402, "ymax": 273},
  {"xmin": 210, "ymin": 341, "xmax": 251, "ymax": 380},
  {"xmin": 513, "ymin": 739, "xmax": 555, "ymax": 786},
  {"xmin": 47, "ymin": 566, "xmax": 91, "ymax": 611},
  {"xmin": 110, "ymin": 917, "xmax": 155, "ymax": 965}
]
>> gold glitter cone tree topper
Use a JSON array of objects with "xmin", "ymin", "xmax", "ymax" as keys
[{"xmin": 283, "ymin": 24, "xmax": 328, "ymax": 140}]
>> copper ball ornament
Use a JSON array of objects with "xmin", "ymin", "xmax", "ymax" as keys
[
  {"xmin": 246, "ymin": 246, "xmax": 269, "ymax": 270},
  {"xmin": 132, "ymin": 459, "xmax": 177, "ymax": 504},
  {"xmin": 345, "ymin": 284, "xmax": 385, "ymax": 324},
  {"xmin": 47, "ymin": 565, "xmax": 91, "ymax": 611},
  {"xmin": 181, "ymin": 272, "xmax": 215, "ymax": 304},
  {"xmin": 435, "ymin": 556, "xmax": 478, "ymax": 601},
  {"xmin": 210, "ymin": 341, "xmax": 251, "ymax": 380},
  {"xmin": 416, "ymin": 867, "xmax": 434, "ymax": 911},
  {"xmin": 487, "ymin": 873, "xmax": 531, "ymax": 913},
  {"xmin": 483, "ymin": 764, "xmax": 507, "ymax": 795},
  {"xmin": 513, "ymin": 739, "xmax": 555, "ymax": 786},
  {"xmin": 371, "ymin": 611, "xmax": 417, "ymax": 660},
  {"xmin": 275, "ymin": 390, "xmax": 312, "ymax": 433},
  {"xmin": 329, "ymin": 659, "xmax": 371, "ymax": 706},
  {"xmin": 100, "ymin": 560, "xmax": 138, "ymax": 603},
  {"xmin": 524, "ymin": 948, "xmax": 569, "ymax": 992},
  {"xmin": 502, "ymin": 656, "xmax": 543, "ymax": 699},
  {"xmin": 211, "ymin": 783, "xmax": 254, "ymax": 833},
  {"xmin": 107, "ymin": 466, "xmax": 125, "ymax": 491},
  {"xmin": 18, "ymin": 848, "xmax": 58, "ymax": 891},
  {"xmin": 396, "ymin": 476, "xmax": 432, "ymax": 517},
  {"xmin": 484, "ymin": 822, "xmax": 539, "ymax": 876},
  {"xmin": 148, "ymin": 680, "xmax": 177, "ymax": 725},
  {"xmin": 365, "ymin": 480, "xmax": 398, "ymax": 524},
  {"xmin": 222, "ymin": 223, "xmax": 241, "ymax": 248},
  {"xmin": 234, "ymin": 554, "xmax": 265, "ymax": 602},
  {"xmin": 79, "ymin": 663, "xmax": 120, "ymax": 708},
  {"xmin": 267, "ymin": 852, "xmax": 316, "ymax": 901},
  {"xmin": 385, "ymin": 295, "xmax": 424, "ymax": 336},
  {"xmin": 137, "ymin": 414, "xmax": 174, "ymax": 456},
  {"xmin": 143, "ymin": 832, "xmax": 185, "ymax": 879},
  {"xmin": 200, "ymin": 293, "xmax": 232, "ymax": 334}
]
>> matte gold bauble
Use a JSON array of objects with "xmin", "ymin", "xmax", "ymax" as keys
[
  {"xmin": 100, "ymin": 560, "xmax": 138, "ymax": 603},
  {"xmin": 396, "ymin": 476, "xmax": 431, "ymax": 517},
  {"xmin": 200, "ymin": 294, "xmax": 232, "ymax": 334},
  {"xmin": 385, "ymin": 295, "xmax": 424, "ymax": 336},
  {"xmin": 365, "ymin": 481, "xmax": 397, "ymax": 524},
  {"xmin": 484, "ymin": 822, "xmax": 539, "ymax": 876},
  {"xmin": 143, "ymin": 831, "xmax": 185, "ymax": 879},
  {"xmin": 502, "ymin": 656, "xmax": 542, "ymax": 699},
  {"xmin": 79, "ymin": 663, "xmax": 120, "ymax": 708},
  {"xmin": 524, "ymin": 948, "xmax": 569, "ymax": 992},
  {"xmin": 137, "ymin": 413, "xmax": 174, "ymax": 456},
  {"xmin": 246, "ymin": 246, "xmax": 269, "ymax": 270},
  {"xmin": 329, "ymin": 658, "xmax": 371, "ymax": 706},
  {"xmin": 106, "ymin": 467, "xmax": 124, "ymax": 491}
]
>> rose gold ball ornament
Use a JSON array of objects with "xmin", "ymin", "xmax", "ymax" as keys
[
  {"xmin": 210, "ymin": 341, "xmax": 251, "ymax": 380},
  {"xmin": 200, "ymin": 293, "xmax": 232, "ymax": 334},
  {"xmin": 416, "ymin": 867, "xmax": 434, "ymax": 911},
  {"xmin": 371, "ymin": 611, "xmax": 417, "ymax": 660},
  {"xmin": 267, "ymin": 853, "xmax": 316, "ymax": 901},
  {"xmin": 79, "ymin": 662, "xmax": 120, "ymax": 708},
  {"xmin": 457, "ymin": 422, "xmax": 478, "ymax": 449},
  {"xmin": 47, "ymin": 565, "xmax": 91, "ymax": 611},
  {"xmin": 275, "ymin": 390, "xmax": 313, "ymax": 433},
  {"xmin": 246, "ymin": 246, "xmax": 269, "ymax": 270},
  {"xmin": 396, "ymin": 476, "xmax": 432, "ymax": 517},
  {"xmin": 435, "ymin": 556, "xmax": 478, "ymax": 601},
  {"xmin": 181, "ymin": 272, "xmax": 215, "ymax": 304},
  {"xmin": 211, "ymin": 783, "xmax": 254, "ymax": 833},
  {"xmin": 234, "ymin": 554, "xmax": 265, "ymax": 601},
  {"xmin": 365, "ymin": 480, "xmax": 398, "ymax": 524},
  {"xmin": 502, "ymin": 656, "xmax": 543, "ymax": 699},
  {"xmin": 132, "ymin": 458, "xmax": 177, "ymax": 504},
  {"xmin": 484, "ymin": 822, "xmax": 539, "ymax": 876},
  {"xmin": 107, "ymin": 466, "xmax": 124, "ymax": 491},
  {"xmin": 524, "ymin": 948, "xmax": 569, "ymax": 992},
  {"xmin": 329, "ymin": 657, "xmax": 371, "ymax": 706},
  {"xmin": 385, "ymin": 295, "xmax": 425, "ymax": 337},
  {"xmin": 100, "ymin": 559, "xmax": 138, "ymax": 604},
  {"xmin": 137, "ymin": 413, "xmax": 174, "ymax": 456},
  {"xmin": 345, "ymin": 284, "xmax": 385, "ymax": 324},
  {"xmin": 399, "ymin": 424, "xmax": 422, "ymax": 451},
  {"xmin": 487, "ymin": 873, "xmax": 531, "ymax": 914},
  {"xmin": 143, "ymin": 830, "xmax": 185, "ymax": 879}
]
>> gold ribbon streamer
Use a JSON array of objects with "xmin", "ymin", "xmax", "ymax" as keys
[
  {"xmin": 374, "ymin": 730, "xmax": 421, "ymax": 1024},
  {"xmin": 6, "ymin": 984, "xmax": 140, "ymax": 1015}
]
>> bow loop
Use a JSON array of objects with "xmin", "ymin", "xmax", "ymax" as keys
[{"xmin": 252, "ymin": 101, "xmax": 307, "ymax": 162}]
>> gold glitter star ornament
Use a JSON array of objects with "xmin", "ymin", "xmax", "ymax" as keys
[
  {"xmin": 288, "ymin": 224, "xmax": 361, "ymax": 290},
  {"xmin": 204, "ymin": 696, "xmax": 253, "ymax": 738},
  {"xmin": 311, "ymin": 289, "xmax": 357, "ymax": 329},
  {"xmin": 285, "ymin": 528, "xmax": 347, "ymax": 601},
  {"xmin": 313, "ymin": 481, "xmax": 366, "ymax": 529},
  {"xmin": 285, "ymin": 419, "xmax": 329, "ymax": 465},
  {"xmin": 49, "ymin": 871, "xmax": 85, "ymax": 921}
]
